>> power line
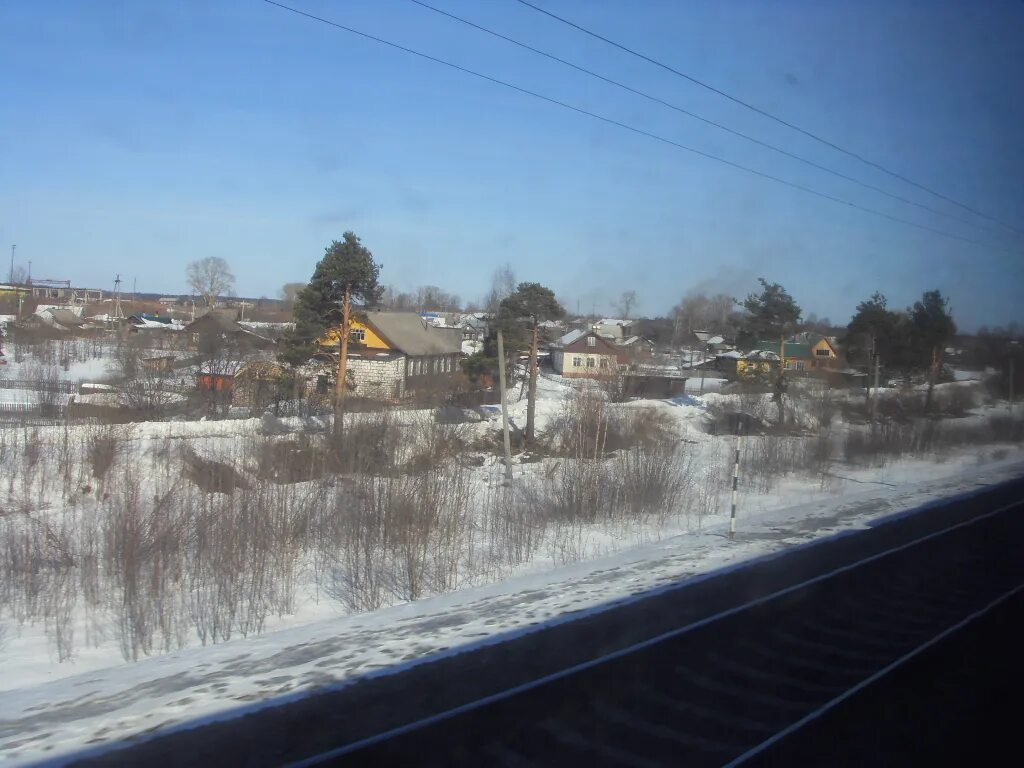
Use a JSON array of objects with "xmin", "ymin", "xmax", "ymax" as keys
[
  {"xmin": 262, "ymin": 0, "xmax": 1017, "ymax": 254},
  {"xmin": 513, "ymin": 0, "xmax": 1023, "ymax": 237},
  {"xmin": 407, "ymin": 0, "xmax": 1003, "ymax": 239}
]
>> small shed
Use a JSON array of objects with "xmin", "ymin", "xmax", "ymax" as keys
[{"xmin": 233, "ymin": 361, "xmax": 292, "ymax": 410}]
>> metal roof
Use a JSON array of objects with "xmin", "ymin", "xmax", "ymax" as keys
[{"xmin": 363, "ymin": 312, "xmax": 462, "ymax": 356}]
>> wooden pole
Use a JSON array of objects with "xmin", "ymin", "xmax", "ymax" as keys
[
  {"xmin": 866, "ymin": 334, "xmax": 875, "ymax": 415},
  {"xmin": 334, "ymin": 284, "xmax": 351, "ymax": 437},
  {"xmin": 730, "ymin": 417, "xmax": 744, "ymax": 538},
  {"xmin": 872, "ymin": 352, "xmax": 880, "ymax": 423},
  {"xmin": 497, "ymin": 330, "xmax": 514, "ymax": 483},
  {"xmin": 526, "ymin": 320, "xmax": 539, "ymax": 444}
]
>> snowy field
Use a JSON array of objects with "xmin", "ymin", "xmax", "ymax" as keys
[
  {"xmin": 2, "ymin": 450, "xmax": 1022, "ymax": 764},
  {"xmin": 0, "ymin": 366, "xmax": 1021, "ymax": 763}
]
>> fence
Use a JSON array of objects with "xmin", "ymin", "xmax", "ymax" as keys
[
  {"xmin": 0, "ymin": 378, "xmax": 80, "ymax": 394},
  {"xmin": 0, "ymin": 402, "xmax": 68, "ymax": 424}
]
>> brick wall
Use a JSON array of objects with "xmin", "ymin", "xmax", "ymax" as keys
[{"xmin": 348, "ymin": 354, "xmax": 406, "ymax": 400}]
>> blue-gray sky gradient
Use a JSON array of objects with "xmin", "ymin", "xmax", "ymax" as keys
[{"xmin": 2, "ymin": 0, "xmax": 1022, "ymax": 329}]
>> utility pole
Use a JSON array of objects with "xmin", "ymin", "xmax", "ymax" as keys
[
  {"xmin": 113, "ymin": 274, "xmax": 123, "ymax": 319},
  {"xmin": 525, "ymin": 316, "xmax": 539, "ymax": 444},
  {"xmin": 8, "ymin": 244, "xmax": 14, "ymax": 284},
  {"xmin": 699, "ymin": 342, "xmax": 708, "ymax": 395},
  {"xmin": 865, "ymin": 335, "xmax": 875, "ymax": 415},
  {"xmin": 871, "ymin": 353, "xmax": 881, "ymax": 423},
  {"xmin": 333, "ymin": 283, "xmax": 352, "ymax": 438},
  {"xmin": 131, "ymin": 277, "xmax": 136, "ymax": 308},
  {"xmin": 497, "ymin": 330, "xmax": 514, "ymax": 483},
  {"xmin": 730, "ymin": 417, "xmax": 744, "ymax": 538}
]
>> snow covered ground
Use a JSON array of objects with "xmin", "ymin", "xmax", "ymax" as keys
[
  {"xmin": 1, "ymin": 443, "xmax": 1022, "ymax": 763},
  {"xmin": 0, "ymin": 367, "xmax": 1021, "ymax": 764}
]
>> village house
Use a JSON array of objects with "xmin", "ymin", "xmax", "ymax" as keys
[
  {"xmin": 232, "ymin": 360, "xmax": 292, "ymax": 410},
  {"xmin": 320, "ymin": 311, "xmax": 462, "ymax": 400},
  {"xmin": 551, "ymin": 328, "xmax": 620, "ymax": 377},
  {"xmin": 593, "ymin": 318, "xmax": 633, "ymax": 342},
  {"xmin": 752, "ymin": 336, "xmax": 843, "ymax": 372},
  {"xmin": 20, "ymin": 305, "xmax": 108, "ymax": 333},
  {"xmin": 719, "ymin": 349, "xmax": 778, "ymax": 380},
  {"xmin": 184, "ymin": 311, "xmax": 274, "ymax": 349},
  {"xmin": 616, "ymin": 335, "xmax": 656, "ymax": 366}
]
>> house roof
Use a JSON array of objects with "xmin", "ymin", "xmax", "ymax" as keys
[
  {"xmin": 743, "ymin": 349, "xmax": 781, "ymax": 361},
  {"xmin": 596, "ymin": 318, "xmax": 631, "ymax": 327},
  {"xmin": 755, "ymin": 341, "xmax": 813, "ymax": 359},
  {"xmin": 619, "ymin": 335, "xmax": 653, "ymax": 347},
  {"xmin": 186, "ymin": 311, "xmax": 244, "ymax": 335},
  {"xmin": 555, "ymin": 328, "xmax": 588, "ymax": 347},
  {"xmin": 363, "ymin": 312, "xmax": 462, "ymax": 356},
  {"xmin": 49, "ymin": 309, "xmax": 86, "ymax": 327}
]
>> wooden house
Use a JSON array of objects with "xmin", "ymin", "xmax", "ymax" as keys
[
  {"xmin": 319, "ymin": 311, "xmax": 462, "ymax": 400},
  {"xmin": 551, "ymin": 329, "xmax": 620, "ymax": 378}
]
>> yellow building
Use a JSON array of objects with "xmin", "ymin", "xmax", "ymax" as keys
[{"xmin": 318, "ymin": 312, "xmax": 462, "ymax": 400}]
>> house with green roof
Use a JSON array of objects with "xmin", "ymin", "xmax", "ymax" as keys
[{"xmin": 752, "ymin": 335, "xmax": 841, "ymax": 372}]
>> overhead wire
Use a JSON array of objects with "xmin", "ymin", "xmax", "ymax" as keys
[
  {"xmin": 513, "ymin": 0, "xmax": 1023, "ymax": 237},
  {"xmin": 406, "ymin": 0, "xmax": 1004, "ymax": 238},
  {"xmin": 262, "ymin": 0, "xmax": 1018, "ymax": 255}
]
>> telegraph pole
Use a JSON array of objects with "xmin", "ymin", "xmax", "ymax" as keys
[
  {"xmin": 730, "ymin": 417, "xmax": 744, "ymax": 538},
  {"xmin": 872, "ymin": 352, "xmax": 881, "ymax": 423},
  {"xmin": 113, "ymin": 274, "xmax": 123, "ymax": 319},
  {"xmin": 497, "ymin": 330, "xmax": 514, "ymax": 484},
  {"xmin": 8, "ymin": 244, "xmax": 14, "ymax": 284}
]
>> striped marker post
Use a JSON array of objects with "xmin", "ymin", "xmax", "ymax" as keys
[{"xmin": 730, "ymin": 417, "xmax": 744, "ymax": 538}]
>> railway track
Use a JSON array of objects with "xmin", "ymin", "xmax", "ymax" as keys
[{"xmin": 295, "ymin": 496, "xmax": 1024, "ymax": 767}]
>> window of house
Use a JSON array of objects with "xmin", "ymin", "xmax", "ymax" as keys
[
  {"xmin": 815, "ymin": 348, "xmax": 831, "ymax": 357},
  {"xmin": 572, "ymin": 356, "xmax": 583, "ymax": 367},
  {"xmin": 586, "ymin": 357, "xmax": 596, "ymax": 367},
  {"xmin": 587, "ymin": 336, "xmax": 596, "ymax": 347},
  {"xmin": 351, "ymin": 328, "xmax": 366, "ymax": 342},
  {"xmin": 797, "ymin": 360, "xmax": 806, "ymax": 370},
  {"xmin": 599, "ymin": 358, "xmax": 609, "ymax": 369}
]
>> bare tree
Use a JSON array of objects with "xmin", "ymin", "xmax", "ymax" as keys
[
  {"xmin": 279, "ymin": 282, "xmax": 305, "ymax": 308},
  {"xmin": 186, "ymin": 257, "xmax": 235, "ymax": 308},
  {"xmin": 617, "ymin": 290, "xmax": 638, "ymax": 319},
  {"xmin": 415, "ymin": 285, "xmax": 461, "ymax": 312},
  {"xmin": 114, "ymin": 340, "xmax": 178, "ymax": 417},
  {"xmin": 484, "ymin": 263, "xmax": 516, "ymax": 314}
]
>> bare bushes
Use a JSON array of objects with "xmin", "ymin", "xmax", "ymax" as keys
[
  {"xmin": 742, "ymin": 435, "xmax": 832, "ymax": 494},
  {"xmin": 516, "ymin": 391, "xmax": 705, "ymax": 559},
  {"xmin": 840, "ymin": 414, "xmax": 1024, "ymax": 469},
  {"xmin": 543, "ymin": 389, "xmax": 674, "ymax": 456},
  {"xmin": 326, "ymin": 452, "xmax": 472, "ymax": 610},
  {"xmin": 182, "ymin": 447, "xmax": 249, "ymax": 494},
  {"xmin": 87, "ymin": 424, "xmax": 131, "ymax": 488}
]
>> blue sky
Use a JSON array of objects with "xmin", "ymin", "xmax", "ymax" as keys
[{"xmin": 1, "ymin": 0, "xmax": 1022, "ymax": 329}]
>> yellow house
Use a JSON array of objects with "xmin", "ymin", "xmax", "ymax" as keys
[
  {"xmin": 320, "ymin": 316, "xmax": 391, "ymax": 351},
  {"xmin": 318, "ymin": 312, "xmax": 462, "ymax": 400},
  {"xmin": 733, "ymin": 350, "xmax": 779, "ymax": 379},
  {"xmin": 732, "ymin": 336, "xmax": 842, "ymax": 379},
  {"xmin": 809, "ymin": 336, "xmax": 841, "ymax": 368}
]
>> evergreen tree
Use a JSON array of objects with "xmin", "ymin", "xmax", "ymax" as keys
[
  {"xmin": 279, "ymin": 232, "xmax": 382, "ymax": 430},
  {"xmin": 494, "ymin": 282, "xmax": 565, "ymax": 444}
]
